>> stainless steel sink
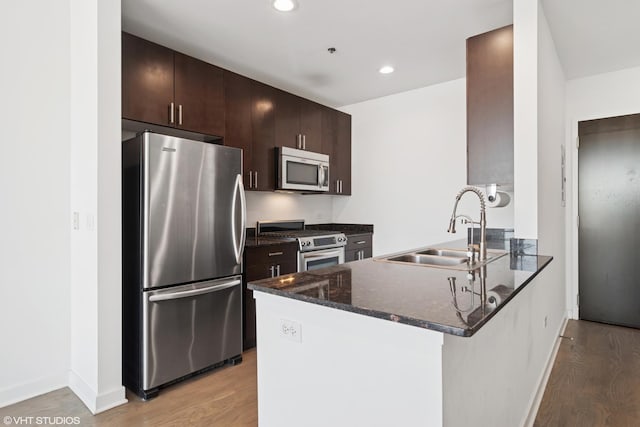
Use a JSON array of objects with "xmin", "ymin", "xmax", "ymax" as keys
[
  {"xmin": 387, "ymin": 254, "xmax": 467, "ymax": 266},
  {"xmin": 375, "ymin": 247, "xmax": 508, "ymax": 270},
  {"xmin": 416, "ymin": 249, "xmax": 468, "ymax": 258}
]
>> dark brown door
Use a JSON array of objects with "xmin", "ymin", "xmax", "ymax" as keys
[
  {"xmin": 122, "ymin": 32, "xmax": 174, "ymax": 126},
  {"xmin": 224, "ymin": 71, "xmax": 253, "ymax": 187},
  {"xmin": 321, "ymin": 106, "xmax": 338, "ymax": 193},
  {"xmin": 174, "ymin": 52, "xmax": 225, "ymax": 136},
  {"xmin": 300, "ymin": 100, "xmax": 323, "ymax": 152},
  {"xmin": 578, "ymin": 114, "xmax": 640, "ymax": 328},
  {"xmin": 335, "ymin": 111, "xmax": 352, "ymax": 195},
  {"xmin": 251, "ymin": 81, "xmax": 277, "ymax": 191},
  {"xmin": 275, "ymin": 89, "xmax": 301, "ymax": 149}
]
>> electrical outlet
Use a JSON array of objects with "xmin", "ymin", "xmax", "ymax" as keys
[{"xmin": 280, "ymin": 319, "xmax": 302, "ymax": 343}]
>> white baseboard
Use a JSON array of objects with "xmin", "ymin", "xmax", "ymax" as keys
[
  {"xmin": 0, "ymin": 372, "xmax": 67, "ymax": 409},
  {"xmin": 523, "ymin": 315, "xmax": 569, "ymax": 427},
  {"xmin": 68, "ymin": 371, "xmax": 127, "ymax": 414}
]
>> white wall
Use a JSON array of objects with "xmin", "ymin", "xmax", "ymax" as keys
[
  {"xmin": 246, "ymin": 192, "xmax": 333, "ymax": 227},
  {"xmin": 565, "ymin": 66, "xmax": 640, "ymax": 318},
  {"xmin": 513, "ymin": 0, "xmax": 539, "ymax": 238},
  {"xmin": 69, "ymin": 0, "xmax": 126, "ymax": 414},
  {"xmin": 0, "ymin": 2, "xmax": 72, "ymax": 407},
  {"xmin": 0, "ymin": 0, "xmax": 124, "ymax": 412},
  {"xmin": 335, "ymin": 79, "xmax": 514, "ymax": 256}
]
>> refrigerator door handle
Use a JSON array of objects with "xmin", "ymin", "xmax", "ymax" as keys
[
  {"xmin": 231, "ymin": 174, "xmax": 247, "ymax": 265},
  {"xmin": 148, "ymin": 279, "xmax": 241, "ymax": 302}
]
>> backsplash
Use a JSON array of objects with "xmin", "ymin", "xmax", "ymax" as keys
[{"xmin": 245, "ymin": 192, "xmax": 333, "ymax": 227}]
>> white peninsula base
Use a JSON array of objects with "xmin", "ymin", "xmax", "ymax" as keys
[{"xmin": 254, "ymin": 292, "xmax": 444, "ymax": 427}]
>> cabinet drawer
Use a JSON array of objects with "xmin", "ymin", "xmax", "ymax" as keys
[
  {"xmin": 345, "ymin": 233, "xmax": 372, "ymax": 252},
  {"xmin": 245, "ymin": 242, "xmax": 298, "ymax": 264}
]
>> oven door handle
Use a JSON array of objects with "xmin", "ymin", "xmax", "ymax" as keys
[{"xmin": 302, "ymin": 249, "xmax": 344, "ymax": 259}]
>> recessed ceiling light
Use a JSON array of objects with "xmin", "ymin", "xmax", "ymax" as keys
[
  {"xmin": 273, "ymin": 0, "xmax": 297, "ymax": 12},
  {"xmin": 379, "ymin": 65, "xmax": 395, "ymax": 74}
]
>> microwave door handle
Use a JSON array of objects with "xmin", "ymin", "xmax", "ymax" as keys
[{"xmin": 318, "ymin": 164, "xmax": 325, "ymax": 188}]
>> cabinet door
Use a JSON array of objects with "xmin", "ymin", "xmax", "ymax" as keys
[
  {"xmin": 122, "ymin": 33, "xmax": 174, "ymax": 126},
  {"xmin": 174, "ymin": 52, "xmax": 225, "ymax": 136},
  {"xmin": 251, "ymin": 81, "xmax": 277, "ymax": 191},
  {"xmin": 299, "ymin": 100, "xmax": 323, "ymax": 152},
  {"xmin": 224, "ymin": 71, "xmax": 253, "ymax": 187},
  {"xmin": 321, "ymin": 107, "xmax": 339, "ymax": 194},
  {"xmin": 335, "ymin": 111, "xmax": 352, "ymax": 195},
  {"xmin": 275, "ymin": 90, "xmax": 301, "ymax": 149},
  {"xmin": 466, "ymin": 25, "xmax": 513, "ymax": 187}
]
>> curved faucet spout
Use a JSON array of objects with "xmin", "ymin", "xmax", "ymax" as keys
[{"xmin": 447, "ymin": 186, "xmax": 487, "ymax": 262}]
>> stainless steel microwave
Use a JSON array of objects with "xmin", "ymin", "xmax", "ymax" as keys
[{"xmin": 276, "ymin": 146, "xmax": 330, "ymax": 192}]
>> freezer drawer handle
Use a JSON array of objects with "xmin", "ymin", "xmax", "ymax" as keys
[{"xmin": 149, "ymin": 279, "xmax": 241, "ymax": 302}]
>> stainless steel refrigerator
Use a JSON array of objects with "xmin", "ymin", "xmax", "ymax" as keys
[{"xmin": 122, "ymin": 131, "xmax": 246, "ymax": 399}]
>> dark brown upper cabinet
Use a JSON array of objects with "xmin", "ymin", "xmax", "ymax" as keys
[
  {"xmin": 122, "ymin": 32, "xmax": 225, "ymax": 137},
  {"xmin": 224, "ymin": 71, "xmax": 277, "ymax": 191},
  {"xmin": 466, "ymin": 25, "xmax": 513, "ymax": 189},
  {"xmin": 275, "ymin": 90, "xmax": 323, "ymax": 152},
  {"xmin": 249, "ymin": 80, "xmax": 278, "ymax": 191},
  {"xmin": 321, "ymin": 107, "xmax": 352, "ymax": 195}
]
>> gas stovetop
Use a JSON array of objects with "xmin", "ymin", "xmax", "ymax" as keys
[{"xmin": 257, "ymin": 220, "xmax": 347, "ymax": 252}]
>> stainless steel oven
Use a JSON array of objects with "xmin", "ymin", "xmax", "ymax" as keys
[
  {"xmin": 298, "ymin": 247, "xmax": 345, "ymax": 272},
  {"xmin": 257, "ymin": 220, "xmax": 347, "ymax": 272}
]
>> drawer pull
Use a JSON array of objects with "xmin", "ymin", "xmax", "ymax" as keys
[
  {"xmin": 268, "ymin": 251, "xmax": 284, "ymax": 256},
  {"xmin": 355, "ymin": 241, "xmax": 367, "ymax": 245}
]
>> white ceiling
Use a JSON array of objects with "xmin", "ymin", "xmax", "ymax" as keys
[
  {"xmin": 122, "ymin": 0, "xmax": 640, "ymax": 108},
  {"xmin": 541, "ymin": 0, "xmax": 640, "ymax": 80}
]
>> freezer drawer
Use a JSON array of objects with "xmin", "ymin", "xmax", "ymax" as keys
[{"xmin": 142, "ymin": 276, "xmax": 242, "ymax": 391}]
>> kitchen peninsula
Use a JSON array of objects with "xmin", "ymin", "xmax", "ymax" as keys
[{"xmin": 249, "ymin": 239, "xmax": 553, "ymax": 427}]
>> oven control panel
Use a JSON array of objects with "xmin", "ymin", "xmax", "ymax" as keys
[{"xmin": 299, "ymin": 234, "xmax": 347, "ymax": 252}]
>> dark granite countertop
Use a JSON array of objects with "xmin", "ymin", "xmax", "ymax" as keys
[
  {"xmin": 306, "ymin": 223, "xmax": 374, "ymax": 235},
  {"xmin": 244, "ymin": 235, "xmax": 295, "ymax": 248},
  {"xmin": 248, "ymin": 239, "xmax": 552, "ymax": 337},
  {"xmin": 244, "ymin": 224, "xmax": 373, "ymax": 248}
]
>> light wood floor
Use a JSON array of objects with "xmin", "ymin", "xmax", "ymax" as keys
[
  {"xmin": 534, "ymin": 320, "xmax": 640, "ymax": 427},
  {"xmin": 0, "ymin": 349, "xmax": 258, "ymax": 427},
  {"xmin": 4, "ymin": 321, "xmax": 640, "ymax": 426}
]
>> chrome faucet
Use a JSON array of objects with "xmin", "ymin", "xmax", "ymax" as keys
[{"xmin": 447, "ymin": 186, "xmax": 487, "ymax": 262}]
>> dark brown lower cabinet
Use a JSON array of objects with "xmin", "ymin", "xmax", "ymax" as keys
[
  {"xmin": 345, "ymin": 233, "xmax": 373, "ymax": 262},
  {"xmin": 243, "ymin": 242, "xmax": 298, "ymax": 349}
]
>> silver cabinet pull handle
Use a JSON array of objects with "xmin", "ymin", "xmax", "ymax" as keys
[
  {"xmin": 269, "ymin": 265, "xmax": 275, "ymax": 277},
  {"xmin": 303, "ymin": 135, "xmax": 306, "ymax": 150},
  {"xmin": 276, "ymin": 264, "xmax": 281, "ymax": 276},
  {"xmin": 268, "ymin": 251, "xmax": 283, "ymax": 257},
  {"xmin": 254, "ymin": 171, "xmax": 258, "ymax": 188},
  {"xmin": 355, "ymin": 241, "xmax": 366, "ymax": 245},
  {"xmin": 249, "ymin": 170, "xmax": 253, "ymax": 189},
  {"xmin": 336, "ymin": 180, "xmax": 339, "ymax": 193},
  {"xmin": 178, "ymin": 104, "xmax": 183, "ymax": 125},
  {"xmin": 169, "ymin": 102, "xmax": 175, "ymax": 124}
]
